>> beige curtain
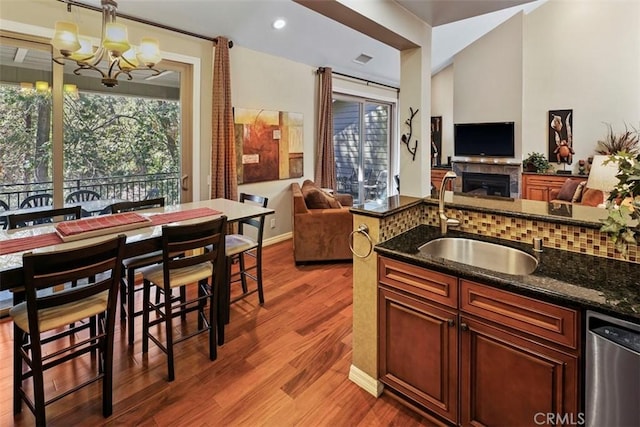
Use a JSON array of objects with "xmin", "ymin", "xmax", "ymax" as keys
[
  {"xmin": 314, "ymin": 67, "xmax": 336, "ymax": 190},
  {"xmin": 210, "ymin": 36, "xmax": 237, "ymax": 202}
]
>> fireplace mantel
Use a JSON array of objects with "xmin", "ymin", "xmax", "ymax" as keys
[{"xmin": 452, "ymin": 158, "xmax": 521, "ymax": 166}]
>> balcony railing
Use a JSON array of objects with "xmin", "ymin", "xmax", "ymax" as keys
[{"xmin": 0, "ymin": 173, "xmax": 180, "ymax": 210}]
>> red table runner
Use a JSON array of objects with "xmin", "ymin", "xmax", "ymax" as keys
[
  {"xmin": 56, "ymin": 212, "xmax": 150, "ymax": 237},
  {"xmin": 150, "ymin": 207, "xmax": 222, "ymax": 226},
  {"xmin": 0, "ymin": 207, "xmax": 223, "ymax": 256},
  {"xmin": 0, "ymin": 233, "xmax": 63, "ymax": 256}
]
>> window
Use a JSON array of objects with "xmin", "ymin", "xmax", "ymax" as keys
[
  {"xmin": 0, "ymin": 31, "xmax": 194, "ymax": 316},
  {"xmin": 333, "ymin": 94, "xmax": 394, "ymax": 203}
]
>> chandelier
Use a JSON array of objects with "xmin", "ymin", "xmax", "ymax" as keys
[{"xmin": 51, "ymin": 0, "xmax": 163, "ymax": 87}]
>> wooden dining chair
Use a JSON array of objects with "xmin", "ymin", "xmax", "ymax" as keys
[
  {"xmin": 10, "ymin": 235, "xmax": 126, "ymax": 426},
  {"xmin": 66, "ymin": 190, "xmax": 101, "ymax": 217},
  {"xmin": 109, "ymin": 197, "xmax": 168, "ymax": 346},
  {"xmin": 224, "ymin": 193, "xmax": 268, "ymax": 322},
  {"xmin": 141, "ymin": 216, "xmax": 227, "ymax": 381},
  {"xmin": 7, "ymin": 206, "xmax": 82, "ymax": 229}
]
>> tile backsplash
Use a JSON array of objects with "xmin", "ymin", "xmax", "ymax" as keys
[{"xmin": 380, "ymin": 204, "xmax": 638, "ymax": 263}]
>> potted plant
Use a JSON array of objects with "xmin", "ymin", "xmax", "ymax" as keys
[
  {"xmin": 595, "ymin": 123, "xmax": 639, "ymax": 155},
  {"xmin": 523, "ymin": 152, "xmax": 552, "ymax": 173},
  {"xmin": 600, "ymin": 151, "xmax": 640, "ymax": 257}
]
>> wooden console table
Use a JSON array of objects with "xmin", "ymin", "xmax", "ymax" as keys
[{"xmin": 521, "ymin": 172, "xmax": 586, "ymax": 201}]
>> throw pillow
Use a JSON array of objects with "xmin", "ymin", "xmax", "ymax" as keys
[
  {"xmin": 556, "ymin": 179, "xmax": 582, "ymax": 201},
  {"xmin": 571, "ymin": 181, "xmax": 587, "ymax": 203},
  {"xmin": 301, "ymin": 180, "xmax": 342, "ymax": 209},
  {"xmin": 581, "ymin": 188, "xmax": 604, "ymax": 207}
]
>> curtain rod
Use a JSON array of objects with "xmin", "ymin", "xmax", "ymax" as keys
[
  {"xmin": 57, "ymin": 0, "xmax": 233, "ymax": 48},
  {"xmin": 318, "ymin": 68, "xmax": 399, "ymax": 92}
]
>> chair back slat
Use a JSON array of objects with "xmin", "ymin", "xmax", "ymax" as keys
[
  {"xmin": 237, "ymin": 193, "xmax": 268, "ymax": 239},
  {"xmin": 162, "ymin": 217, "xmax": 227, "ymax": 275},
  {"xmin": 111, "ymin": 197, "xmax": 165, "ymax": 214},
  {"xmin": 8, "ymin": 206, "xmax": 82, "ymax": 229},
  {"xmin": 21, "ymin": 235, "xmax": 126, "ymax": 335}
]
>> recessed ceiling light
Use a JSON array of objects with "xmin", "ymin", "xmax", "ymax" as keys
[{"xmin": 272, "ymin": 18, "xmax": 286, "ymax": 30}]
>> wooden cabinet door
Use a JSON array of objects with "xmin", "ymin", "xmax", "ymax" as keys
[
  {"xmin": 526, "ymin": 185, "xmax": 550, "ymax": 201},
  {"xmin": 379, "ymin": 286, "xmax": 458, "ymax": 424},
  {"xmin": 460, "ymin": 316, "xmax": 579, "ymax": 427}
]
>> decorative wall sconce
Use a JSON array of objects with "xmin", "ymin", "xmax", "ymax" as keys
[{"xmin": 401, "ymin": 107, "xmax": 418, "ymax": 161}]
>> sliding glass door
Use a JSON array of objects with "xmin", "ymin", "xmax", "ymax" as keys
[{"xmin": 333, "ymin": 95, "xmax": 392, "ymax": 203}]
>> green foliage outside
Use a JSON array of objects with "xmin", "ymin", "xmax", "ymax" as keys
[{"xmin": 0, "ymin": 85, "xmax": 180, "ymax": 189}]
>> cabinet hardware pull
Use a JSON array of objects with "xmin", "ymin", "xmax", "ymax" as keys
[
  {"xmin": 447, "ymin": 319, "xmax": 455, "ymax": 327},
  {"xmin": 181, "ymin": 174, "xmax": 189, "ymax": 191},
  {"xmin": 460, "ymin": 323, "xmax": 469, "ymax": 331}
]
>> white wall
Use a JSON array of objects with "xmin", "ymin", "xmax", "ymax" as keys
[
  {"xmin": 230, "ymin": 47, "xmax": 317, "ymax": 241},
  {"xmin": 522, "ymin": 0, "xmax": 640, "ymax": 173},
  {"xmin": 453, "ymin": 12, "xmax": 524, "ymax": 160},
  {"xmin": 432, "ymin": 0, "xmax": 640, "ymax": 174},
  {"xmin": 431, "ymin": 65, "xmax": 454, "ymax": 163}
]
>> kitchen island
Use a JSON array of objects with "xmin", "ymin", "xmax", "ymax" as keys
[{"xmin": 348, "ymin": 193, "xmax": 639, "ymax": 425}]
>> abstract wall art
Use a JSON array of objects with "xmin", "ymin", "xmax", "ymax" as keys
[{"xmin": 234, "ymin": 108, "xmax": 304, "ymax": 184}]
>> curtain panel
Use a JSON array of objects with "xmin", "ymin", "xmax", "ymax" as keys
[
  {"xmin": 314, "ymin": 67, "xmax": 336, "ymax": 190},
  {"xmin": 210, "ymin": 36, "xmax": 238, "ymax": 202}
]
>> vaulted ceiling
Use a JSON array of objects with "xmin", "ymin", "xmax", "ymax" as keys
[{"xmin": 68, "ymin": 0, "xmax": 537, "ymax": 86}]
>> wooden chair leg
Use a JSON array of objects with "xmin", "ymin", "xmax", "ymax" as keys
[
  {"xmin": 13, "ymin": 324, "xmax": 23, "ymax": 415},
  {"xmin": 142, "ymin": 279, "xmax": 151, "ymax": 354},
  {"xmin": 208, "ymin": 279, "xmax": 217, "ymax": 361},
  {"xmin": 164, "ymin": 284, "xmax": 175, "ymax": 382},
  {"xmin": 30, "ymin": 337, "xmax": 46, "ymax": 427},
  {"xmin": 256, "ymin": 248, "xmax": 265, "ymax": 304},
  {"xmin": 238, "ymin": 253, "xmax": 248, "ymax": 294},
  {"xmin": 127, "ymin": 267, "xmax": 136, "ymax": 346}
]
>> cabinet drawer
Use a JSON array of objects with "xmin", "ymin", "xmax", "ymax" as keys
[
  {"xmin": 379, "ymin": 257, "xmax": 457, "ymax": 309},
  {"xmin": 459, "ymin": 280, "xmax": 579, "ymax": 349}
]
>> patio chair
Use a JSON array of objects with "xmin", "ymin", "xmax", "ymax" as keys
[
  {"xmin": 19, "ymin": 194, "xmax": 53, "ymax": 209},
  {"xmin": 66, "ymin": 190, "xmax": 101, "ymax": 217},
  {"xmin": 0, "ymin": 199, "xmax": 8, "ymax": 229}
]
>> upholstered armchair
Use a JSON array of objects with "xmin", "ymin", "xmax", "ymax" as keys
[{"xmin": 291, "ymin": 181, "xmax": 354, "ymax": 263}]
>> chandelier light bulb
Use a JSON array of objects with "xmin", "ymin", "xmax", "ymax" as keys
[
  {"xmin": 137, "ymin": 37, "xmax": 161, "ymax": 66},
  {"xmin": 103, "ymin": 23, "xmax": 130, "ymax": 56},
  {"xmin": 51, "ymin": 21, "xmax": 81, "ymax": 55},
  {"xmin": 119, "ymin": 48, "xmax": 139, "ymax": 70},
  {"xmin": 69, "ymin": 36, "xmax": 95, "ymax": 61}
]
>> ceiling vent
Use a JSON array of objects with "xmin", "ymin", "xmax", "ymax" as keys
[{"xmin": 353, "ymin": 53, "xmax": 373, "ymax": 65}]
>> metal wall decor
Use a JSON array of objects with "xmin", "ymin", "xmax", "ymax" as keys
[{"xmin": 401, "ymin": 107, "xmax": 419, "ymax": 161}]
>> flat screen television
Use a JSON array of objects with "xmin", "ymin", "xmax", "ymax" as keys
[{"xmin": 454, "ymin": 122, "xmax": 515, "ymax": 157}]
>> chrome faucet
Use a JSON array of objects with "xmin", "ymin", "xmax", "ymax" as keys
[{"xmin": 438, "ymin": 171, "xmax": 460, "ymax": 233}]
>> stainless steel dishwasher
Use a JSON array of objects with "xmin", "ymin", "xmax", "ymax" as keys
[{"xmin": 585, "ymin": 311, "xmax": 640, "ymax": 427}]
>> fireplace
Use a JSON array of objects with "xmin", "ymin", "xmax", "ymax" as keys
[
  {"xmin": 452, "ymin": 161, "xmax": 521, "ymax": 198},
  {"xmin": 462, "ymin": 172, "xmax": 511, "ymax": 197}
]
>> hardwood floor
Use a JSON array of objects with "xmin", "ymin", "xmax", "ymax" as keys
[{"xmin": 0, "ymin": 239, "xmax": 433, "ymax": 426}]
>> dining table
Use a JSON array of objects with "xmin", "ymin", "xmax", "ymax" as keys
[{"xmin": 0, "ymin": 198, "xmax": 275, "ymax": 343}]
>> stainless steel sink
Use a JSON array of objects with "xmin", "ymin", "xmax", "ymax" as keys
[{"xmin": 418, "ymin": 238, "xmax": 538, "ymax": 275}]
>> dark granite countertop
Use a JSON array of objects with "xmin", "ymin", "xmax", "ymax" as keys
[
  {"xmin": 375, "ymin": 225, "xmax": 640, "ymax": 324},
  {"xmin": 350, "ymin": 195, "xmax": 423, "ymax": 218},
  {"xmin": 424, "ymin": 193, "xmax": 610, "ymax": 229}
]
